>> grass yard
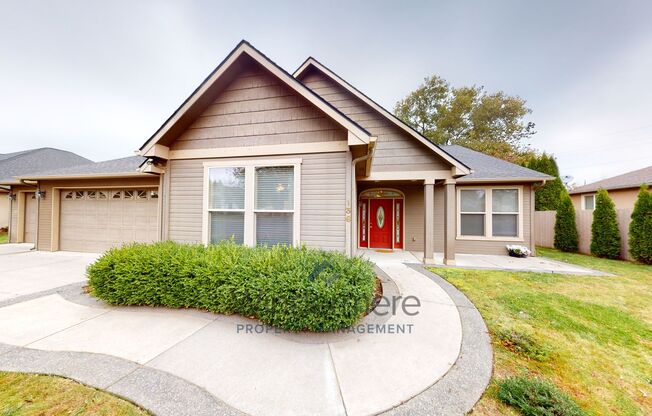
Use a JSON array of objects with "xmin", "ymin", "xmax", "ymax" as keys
[
  {"xmin": 0, "ymin": 371, "xmax": 149, "ymax": 415},
  {"xmin": 433, "ymin": 247, "xmax": 652, "ymax": 415},
  {"xmin": 0, "ymin": 230, "xmax": 7, "ymax": 243}
]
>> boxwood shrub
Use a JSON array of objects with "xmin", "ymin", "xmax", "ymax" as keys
[{"xmin": 87, "ymin": 241, "xmax": 376, "ymax": 332}]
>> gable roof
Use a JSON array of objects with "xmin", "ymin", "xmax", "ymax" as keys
[
  {"xmin": 16, "ymin": 156, "xmax": 147, "ymax": 180},
  {"xmin": 140, "ymin": 41, "xmax": 373, "ymax": 155},
  {"xmin": 569, "ymin": 165, "xmax": 652, "ymax": 194},
  {"xmin": 0, "ymin": 148, "xmax": 92, "ymax": 185},
  {"xmin": 293, "ymin": 57, "xmax": 471, "ymax": 175},
  {"xmin": 442, "ymin": 145, "xmax": 553, "ymax": 182}
]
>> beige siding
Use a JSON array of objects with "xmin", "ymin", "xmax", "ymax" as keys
[
  {"xmin": 167, "ymin": 152, "xmax": 348, "ymax": 251},
  {"xmin": 300, "ymin": 69, "xmax": 449, "ymax": 173},
  {"xmin": 456, "ymin": 185, "xmax": 533, "ymax": 255},
  {"xmin": 172, "ymin": 64, "xmax": 346, "ymax": 151},
  {"xmin": 571, "ymin": 188, "xmax": 640, "ymax": 211}
]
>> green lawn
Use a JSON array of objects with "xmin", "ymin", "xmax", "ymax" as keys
[
  {"xmin": 0, "ymin": 371, "xmax": 149, "ymax": 415},
  {"xmin": 432, "ymin": 247, "xmax": 652, "ymax": 415},
  {"xmin": 0, "ymin": 230, "xmax": 7, "ymax": 244}
]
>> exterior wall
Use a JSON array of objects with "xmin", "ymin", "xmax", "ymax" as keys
[
  {"xmin": 171, "ymin": 64, "xmax": 347, "ymax": 151},
  {"xmin": 0, "ymin": 191, "xmax": 9, "ymax": 229},
  {"xmin": 167, "ymin": 152, "xmax": 348, "ymax": 251},
  {"xmin": 299, "ymin": 69, "xmax": 449, "ymax": 173},
  {"xmin": 571, "ymin": 188, "xmax": 640, "ymax": 211},
  {"xmin": 455, "ymin": 184, "xmax": 533, "ymax": 255},
  {"xmin": 13, "ymin": 177, "xmax": 160, "ymax": 251}
]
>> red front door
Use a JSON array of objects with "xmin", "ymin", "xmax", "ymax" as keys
[{"xmin": 369, "ymin": 199, "xmax": 393, "ymax": 249}]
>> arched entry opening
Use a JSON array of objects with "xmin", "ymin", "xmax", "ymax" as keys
[{"xmin": 358, "ymin": 188, "xmax": 405, "ymax": 249}]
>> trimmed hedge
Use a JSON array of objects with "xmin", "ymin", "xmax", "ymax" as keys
[
  {"xmin": 590, "ymin": 189, "xmax": 621, "ymax": 259},
  {"xmin": 554, "ymin": 192, "xmax": 579, "ymax": 253},
  {"xmin": 629, "ymin": 184, "xmax": 652, "ymax": 264},
  {"xmin": 87, "ymin": 241, "xmax": 376, "ymax": 332}
]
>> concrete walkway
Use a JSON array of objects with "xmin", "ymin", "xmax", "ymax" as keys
[{"xmin": 0, "ymin": 250, "xmax": 486, "ymax": 416}]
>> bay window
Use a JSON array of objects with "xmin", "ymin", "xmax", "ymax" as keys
[
  {"xmin": 458, "ymin": 187, "xmax": 522, "ymax": 239},
  {"xmin": 203, "ymin": 159, "xmax": 300, "ymax": 246}
]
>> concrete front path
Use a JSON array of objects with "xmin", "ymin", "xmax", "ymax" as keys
[{"xmin": 0, "ymin": 251, "xmax": 470, "ymax": 416}]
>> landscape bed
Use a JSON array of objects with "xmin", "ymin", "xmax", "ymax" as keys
[
  {"xmin": 432, "ymin": 247, "xmax": 652, "ymax": 415},
  {"xmin": 87, "ymin": 241, "xmax": 377, "ymax": 332}
]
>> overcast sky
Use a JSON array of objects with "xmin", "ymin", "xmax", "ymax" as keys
[{"xmin": 1, "ymin": 0, "xmax": 651, "ymax": 185}]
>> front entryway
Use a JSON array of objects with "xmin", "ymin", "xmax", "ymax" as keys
[{"xmin": 359, "ymin": 188, "xmax": 404, "ymax": 249}]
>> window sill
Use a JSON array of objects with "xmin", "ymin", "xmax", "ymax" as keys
[{"xmin": 456, "ymin": 236, "xmax": 524, "ymax": 242}]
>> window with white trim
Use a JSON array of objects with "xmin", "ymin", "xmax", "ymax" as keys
[
  {"xmin": 205, "ymin": 161, "xmax": 300, "ymax": 246},
  {"xmin": 582, "ymin": 194, "xmax": 595, "ymax": 210},
  {"xmin": 459, "ymin": 187, "xmax": 522, "ymax": 239}
]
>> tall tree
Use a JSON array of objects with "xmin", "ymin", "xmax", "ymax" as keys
[
  {"xmin": 525, "ymin": 153, "xmax": 566, "ymax": 211},
  {"xmin": 628, "ymin": 184, "xmax": 652, "ymax": 264},
  {"xmin": 394, "ymin": 76, "xmax": 536, "ymax": 163},
  {"xmin": 590, "ymin": 189, "xmax": 621, "ymax": 259}
]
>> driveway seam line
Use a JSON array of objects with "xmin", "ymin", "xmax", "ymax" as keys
[
  {"xmin": 327, "ymin": 342, "xmax": 349, "ymax": 416},
  {"xmin": 23, "ymin": 308, "xmax": 112, "ymax": 348},
  {"xmin": 142, "ymin": 318, "xmax": 216, "ymax": 367}
]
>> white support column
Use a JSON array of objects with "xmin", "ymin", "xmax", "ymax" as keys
[
  {"xmin": 423, "ymin": 181, "xmax": 435, "ymax": 264},
  {"xmin": 444, "ymin": 182, "xmax": 456, "ymax": 265}
]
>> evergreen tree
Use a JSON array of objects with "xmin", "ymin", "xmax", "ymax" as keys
[
  {"xmin": 526, "ymin": 153, "xmax": 566, "ymax": 211},
  {"xmin": 554, "ymin": 192, "xmax": 579, "ymax": 252},
  {"xmin": 590, "ymin": 189, "xmax": 621, "ymax": 259},
  {"xmin": 628, "ymin": 184, "xmax": 652, "ymax": 264}
]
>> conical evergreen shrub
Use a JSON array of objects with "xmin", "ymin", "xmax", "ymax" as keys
[
  {"xmin": 554, "ymin": 192, "xmax": 579, "ymax": 252},
  {"xmin": 590, "ymin": 189, "xmax": 621, "ymax": 259},
  {"xmin": 629, "ymin": 184, "xmax": 652, "ymax": 264}
]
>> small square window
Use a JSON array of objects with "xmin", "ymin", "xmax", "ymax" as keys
[
  {"xmin": 74, "ymin": 191, "xmax": 84, "ymax": 199},
  {"xmin": 112, "ymin": 191, "xmax": 122, "ymax": 199},
  {"xmin": 136, "ymin": 190, "xmax": 147, "ymax": 199},
  {"xmin": 124, "ymin": 190, "xmax": 134, "ymax": 199},
  {"xmin": 150, "ymin": 190, "xmax": 159, "ymax": 199},
  {"xmin": 87, "ymin": 191, "xmax": 97, "ymax": 199},
  {"xmin": 97, "ymin": 191, "xmax": 108, "ymax": 199},
  {"xmin": 64, "ymin": 191, "xmax": 74, "ymax": 199}
]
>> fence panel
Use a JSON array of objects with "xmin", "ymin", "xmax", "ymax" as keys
[{"xmin": 534, "ymin": 209, "xmax": 633, "ymax": 260}]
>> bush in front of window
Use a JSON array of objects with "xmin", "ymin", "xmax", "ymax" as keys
[
  {"xmin": 87, "ymin": 241, "xmax": 376, "ymax": 332},
  {"xmin": 628, "ymin": 184, "xmax": 652, "ymax": 264},
  {"xmin": 554, "ymin": 192, "xmax": 579, "ymax": 253},
  {"xmin": 590, "ymin": 189, "xmax": 621, "ymax": 259}
]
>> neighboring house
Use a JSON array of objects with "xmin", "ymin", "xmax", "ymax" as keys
[
  {"xmin": 570, "ymin": 165, "xmax": 652, "ymax": 211},
  {"xmin": 3, "ymin": 41, "xmax": 551, "ymax": 263},
  {"xmin": 0, "ymin": 148, "xmax": 91, "ymax": 232}
]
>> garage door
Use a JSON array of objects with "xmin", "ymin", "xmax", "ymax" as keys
[
  {"xmin": 24, "ymin": 192, "xmax": 37, "ymax": 244},
  {"xmin": 59, "ymin": 188, "xmax": 159, "ymax": 252}
]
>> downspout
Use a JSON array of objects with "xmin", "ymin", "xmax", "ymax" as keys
[{"xmin": 350, "ymin": 137, "xmax": 377, "ymax": 257}]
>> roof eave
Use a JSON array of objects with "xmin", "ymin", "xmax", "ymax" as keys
[
  {"xmin": 457, "ymin": 176, "xmax": 553, "ymax": 184},
  {"xmin": 14, "ymin": 172, "xmax": 154, "ymax": 181}
]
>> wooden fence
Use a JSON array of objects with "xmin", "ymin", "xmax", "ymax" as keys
[{"xmin": 534, "ymin": 209, "xmax": 633, "ymax": 260}]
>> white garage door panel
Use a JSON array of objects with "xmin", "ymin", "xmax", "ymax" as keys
[{"xmin": 60, "ymin": 189, "xmax": 158, "ymax": 253}]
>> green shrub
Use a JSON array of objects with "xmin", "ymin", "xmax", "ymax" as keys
[
  {"xmin": 497, "ymin": 376, "xmax": 586, "ymax": 416},
  {"xmin": 590, "ymin": 189, "xmax": 621, "ymax": 259},
  {"xmin": 496, "ymin": 329, "xmax": 551, "ymax": 361},
  {"xmin": 554, "ymin": 192, "xmax": 579, "ymax": 252},
  {"xmin": 629, "ymin": 184, "xmax": 652, "ymax": 264},
  {"xmin": 87, "ymin": 241, "xmax": 376, "ymax": 332}
]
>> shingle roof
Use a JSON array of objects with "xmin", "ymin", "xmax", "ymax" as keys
[
  {"xmin": 441, "ymin": 145, "xmax": 553, "ymax": 182},
  {"xmin": 0, "ymin": 148, "xmax": 92, "ymax": 185},
  {"xmin": 569, "ymin": 165, "xmax": 652, "ymax": 194},
  {"xmin": 19, "ymin": 156, "xmax": 146, "ymax": 179}
]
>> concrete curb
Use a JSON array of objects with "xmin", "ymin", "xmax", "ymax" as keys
[
  {"xmin": 0, "ymin": 343, "xmax": 244, "ymax": 416},
  {"xmin": 381, "ymin": 264, "xmax": 493, "ymax": 416}
]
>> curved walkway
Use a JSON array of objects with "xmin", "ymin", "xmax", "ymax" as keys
[{"xmin": 0, "ymin": 251, "xmax": 491, "ymax": 415}]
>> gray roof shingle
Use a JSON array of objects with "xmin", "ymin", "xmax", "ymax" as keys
[
  {"xmin": 569, "ymin": 165, "xmax": 652, "ymax": 194},
  {"xmin": 0, "ymin": 148, "xmax": 92, "ymax": 184},
  {"xmin": 441, "ymin": 145, "xmax": 553, "ymax": 182},
  {"xmin": 20, "ymin": 156, "xmax": 146, "ymax": 178}
]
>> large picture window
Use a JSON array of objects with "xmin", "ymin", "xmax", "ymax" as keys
[
  {"xmin": 204, "ymin": 160, "xmax": 300, "ymax": 246},
  {"xmin": 458, "ymin": 187, "xmax": 522, "ymax": 239}
]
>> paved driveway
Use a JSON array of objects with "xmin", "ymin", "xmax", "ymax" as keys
[
  {"xmin": 0, "ymin": 249, "xmax": 486, "ymax": 416},
  {"xmin": 0, "ymin": 245, "xmax": 98, "ymax": 302}
]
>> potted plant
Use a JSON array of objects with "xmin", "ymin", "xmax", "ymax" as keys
[{"xmin": 506, "ymin": 245, "xmax": 532, "ymax": 258}]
